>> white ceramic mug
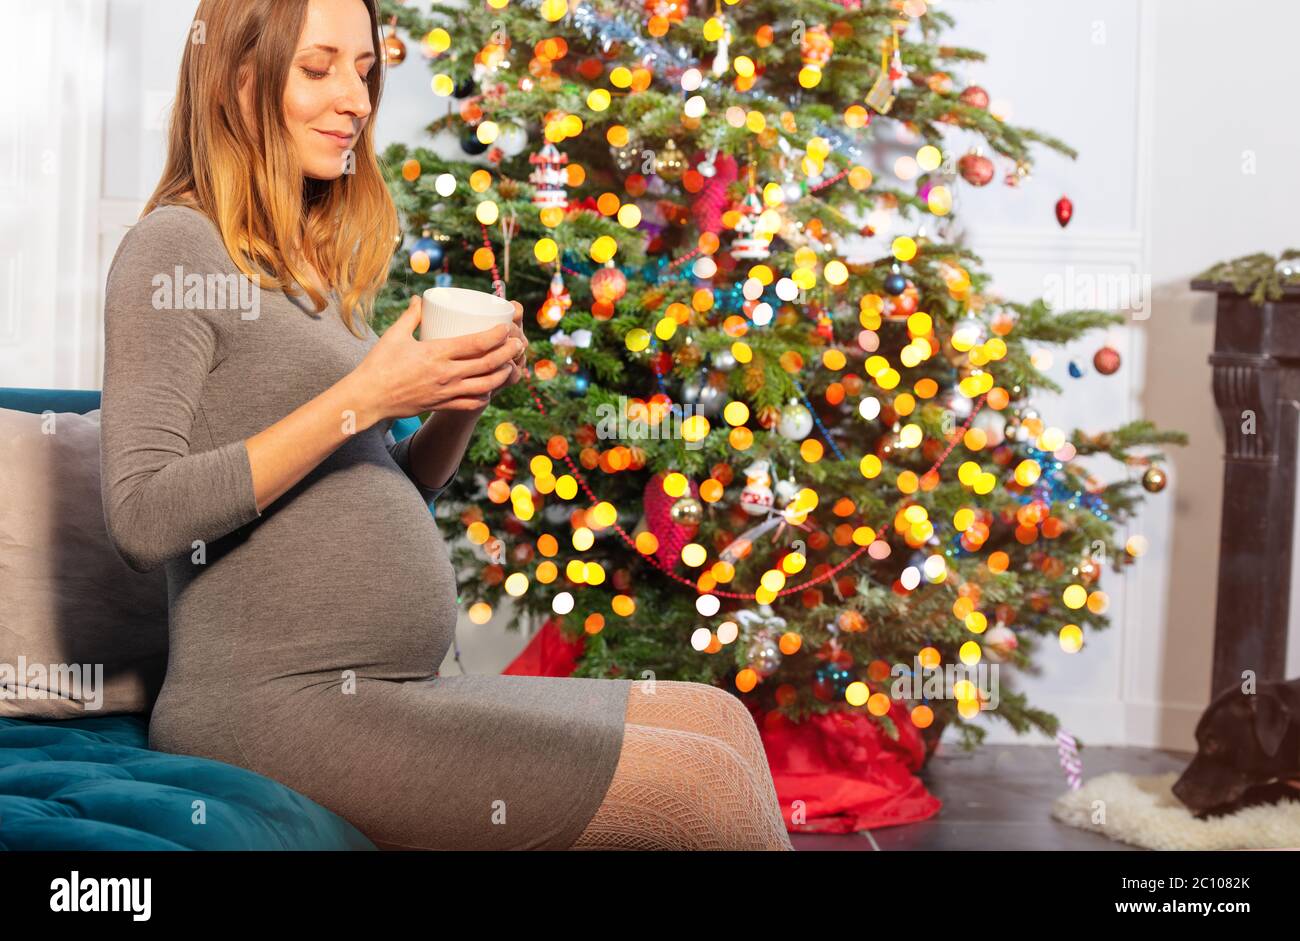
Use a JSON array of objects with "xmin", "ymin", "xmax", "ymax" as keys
[{"xmin": 419, "ymin": 286, "xmax": 516, "ymax": 340}]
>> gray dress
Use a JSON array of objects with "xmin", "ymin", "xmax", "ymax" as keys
[{"xmin": 99, "ymin": 205, "xmax": 631, "ymax": 850}]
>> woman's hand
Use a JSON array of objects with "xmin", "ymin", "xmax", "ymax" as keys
[
  {"xmin": 500, "ymin": 299, "xmax": 528, "ymax": 392},
  {"xmin": 350, "ymin": 296, "xmax": 523, "ymax": 424}
]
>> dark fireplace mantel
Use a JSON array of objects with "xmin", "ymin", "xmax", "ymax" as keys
[{"xmin": 1192, "ymin": 279, "xmax": 1300, "ymax": 697}]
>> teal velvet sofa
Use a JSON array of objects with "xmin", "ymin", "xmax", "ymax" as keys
[{"xmin": 0, "ymin": 387, "xmax": 422, "ymax": 850}]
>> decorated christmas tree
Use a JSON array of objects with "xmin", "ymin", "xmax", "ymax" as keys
[{"xmin": 373, "ymin": 0, "xmax": 1184, "ymax": 756}]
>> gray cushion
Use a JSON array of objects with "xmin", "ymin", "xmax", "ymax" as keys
[{"xmin": 0, "ymin": 407, "xmax": 166, "ymax": 717}]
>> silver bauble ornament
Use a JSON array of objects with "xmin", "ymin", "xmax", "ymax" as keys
[
  {"xmin": 497, "ymin": 123, "xmax": 529, "ymax": 157},
  {"xmin": 747, "ymin": 634, "xmax": 782, "ymax": 677},
  {"xmin": 543, "ymin": 501, "xmax": 571, "ymax": 525},
  {"xmin": 696, "ymin": 382, "xmax": 725, "ymax": 418},
  {"xmin": 778, "ymin": 400, "xmax": 814, "ymax": 440},
  {"xmin": 944, "ymin": 391, "xmax": 974, "ymax": 420},
  {"xmin": 680, "ymin": 374, "xmax": 704, "ymax": 405},
  {"xmin": 610, "ymin": 138, "xmax": 640, "ymax": 173}
]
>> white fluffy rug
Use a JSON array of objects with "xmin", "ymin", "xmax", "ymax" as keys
[{"xmin": 1051, "ymin": 772, "xmax": 1300, "ymax": 850}]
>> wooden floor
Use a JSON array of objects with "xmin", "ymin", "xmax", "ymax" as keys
[{"xmin": 789, "ymin": 744, "xmax": 1194, "ymax": 851}]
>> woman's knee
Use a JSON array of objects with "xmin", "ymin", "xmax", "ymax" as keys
[
  {"xmin": 615, "ymin": 724, "xmax": 755, "ymax": 799},
  {"xmin": 637, "ymin": 679, "xmax": 752, "ymax": 720},
  {"xmin": 588, "ymin": 724, "xmax": 790, "ymax": 849},
  {"xmin": 623, "ymin": 682, "xmax": 771, "ymax": 784},
  {"xmin": 678, "ymin": 682, "xmax": 763, "ymax": 742}
]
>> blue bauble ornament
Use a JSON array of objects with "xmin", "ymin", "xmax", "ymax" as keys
[
  {"xmin": 813, "ymin": 663, "xmax": 852, "ymax": 699},
  {"xmin": 411, "ymin": 235, "xmax": 444, "ymax": 268},
  {"xmin": 884, "ymin": 272, "xmax": 908, "ymax": 296},
  {"xmin": 570, "ymin": 370, "xmax": 590, "ymax": 397},
  {"xmin": 1068, "ymin": 360, "xmax": 1084, "ymax": 378}
]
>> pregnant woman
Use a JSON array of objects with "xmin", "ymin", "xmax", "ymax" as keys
[{"xmin": 100, "ymin": 0, "xmax": 792, "ymax": 851}]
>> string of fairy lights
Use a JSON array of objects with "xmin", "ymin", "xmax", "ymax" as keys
[{"xmin": 391, "ymin": 0, "xmax": 1158, "ymax": 739}]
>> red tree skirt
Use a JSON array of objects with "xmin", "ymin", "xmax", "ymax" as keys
[
  {"xmin": 504, "ymin": 617, "xmax": 942, "ymax": 833},
  {"xmin": 501, "ymin": 616, "xmax": 587, "ymax": 678},
  {"xmin": 752, "ymin": 704, "xmax": 941, "ymax": 833}
]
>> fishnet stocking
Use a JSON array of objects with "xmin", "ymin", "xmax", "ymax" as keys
[
  {"xmin": 624, "ymin": 680, "xmax": 782, "ymax": 814},
  {"xmin": 571, "ymin": 681, "xmax": 793, "ymax": 851}
]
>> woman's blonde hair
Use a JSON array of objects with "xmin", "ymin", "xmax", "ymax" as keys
[{"xmin": 143, "ymin": 0, "xmax": 397, "ymax": 338}]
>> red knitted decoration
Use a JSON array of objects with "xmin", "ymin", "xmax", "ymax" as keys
[
  {"xmin": 642, "ymin": 471, "xmax": 701, "ymax": 570},
  {"xmin": 689, "ymin": 151, "xmax": 738, "ymax": 235}
]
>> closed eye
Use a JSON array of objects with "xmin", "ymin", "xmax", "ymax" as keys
[{"xmin": 300, "ymin": 65, "xmax": 371, "ymax": 82}]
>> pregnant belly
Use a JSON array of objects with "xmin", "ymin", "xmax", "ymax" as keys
[{"xmin": 229, "ymin": 452, "xmax": 458, "ymax": 682}]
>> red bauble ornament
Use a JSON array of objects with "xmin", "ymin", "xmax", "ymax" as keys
[
  {"xmin": 1093, "ymin": 346, "xmax": 1121, "ymax": 375},
  {"xmin": 494, "ymin": 447, "xmax": 517, "ymax": 481},
  {"xmin": 1055, "ymin": 195, "xmax": 1073, "ymax": 228},
  {"xmin": 590, "ymin": 265, "xmax": 628, "ymax": 304},
  {"xmin": 958, "ymin": 85, "xmax": 989, "ymax": 109},
  {"xmin": 958, "ymin": 152, "xmax": 994, "ymax": 187},
  {"xmin": 883, "ymin": 284, "xmax": 920, "ymax": 319}
]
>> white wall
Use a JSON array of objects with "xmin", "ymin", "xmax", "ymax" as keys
[
  {"xmin": 4, "ymin": 0, "xmax": 1298, "ymax": 747},
  {"xmin": 1143, "ymin": 0, "xmax": 1300, "ymax": 730},
  {"xmin": 940, "ymin": 0, "xmax": 1300, "ymax": 750}
]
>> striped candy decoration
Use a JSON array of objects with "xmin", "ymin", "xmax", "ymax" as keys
[{"xmin": 1056, "ymin": 728, "xmax": 1083, "ymax": 790}]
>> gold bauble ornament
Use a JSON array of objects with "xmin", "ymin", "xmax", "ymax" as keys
[
  {"xmin": 1142, "ymin": 465, "xmax": 1167, "ymax": 493},
  {"xmin": 655, "ymin": 139, "xmax": 686, "ymax": 182},
  {"xmin": 670, "ymin": 495, "xmax": 703, "ymax": 527},
  {"xmin": 382, "ymin": 25, "xmax": 407, "ymax": 65}
]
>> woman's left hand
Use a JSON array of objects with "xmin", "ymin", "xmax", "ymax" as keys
[
  {"xmin": 458, "ymin": 299, "xmax": 526, "ymax": 415},
  {"xmin": 499, "ymin": 299, "xmax": 527, "ymax": 391}
]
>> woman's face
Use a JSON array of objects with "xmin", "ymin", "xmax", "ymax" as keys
[{"xmin": 279, "ymin": 0, "xmax": 376, "ymax": 181}]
